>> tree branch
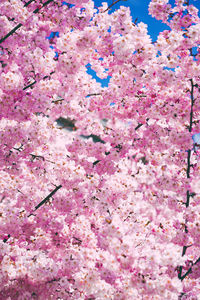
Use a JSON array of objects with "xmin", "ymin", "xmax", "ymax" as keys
[
  {"xmin": 135, "ymin": 118, "xmax": 149, "ymax": 131},
  {"xmin": 189, "ymin": 79, "xmax": 195, "ymax": 132},
  {"xmin": 24, "ymin": 0, "xmax": 35, "ymax": 7},
  {"xmin": 178, "ymin": 79, "xmax": 196, "ymax": 280},
  {"xmin": 23, "ymin": 80, "xmax": 37, "ymax": 90},
  {"xmin": 135, "ymin": 123, "xmax": 143, "ymax": 131},
  {"xmin": 3, "ymin": 234, "xmax": 10, "ymax": 243},
  {"xmin": 179, "ymin": 256, "xmax": 200, "ymax": 281},
  {"xmin": 103, "ymin": 0, "xmax": 125, "ymax": 12},
  {"xmin": 0, "ymin": 24, "xmax": 23, "ymax": 44},
  {"xmin": 30, "ymin": 153, "xmax": 55, "ymax": 164},
  {"xmin": 28, "ymin": 184, "xmax": 62, "ymax": 217},
  {"xmin": 52, "ymin": 98, "xmax": 64, "ymax": 104},
  {"xmin": 33, "ymin": 0, "xmax": 54, "ymax": 14},
  {"xmin": 0, "ymin": 0, "xmax": 55, "ymax": 44},
  {"xmin": 86, "ymin": 93, "xmax": 102, "ymax": 97},
  {"xmin": 23, "ymin": 71, "xmax": 55, "ymax": 90}
]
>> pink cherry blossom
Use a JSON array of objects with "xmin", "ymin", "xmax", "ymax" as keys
[{"xmin": 0, "ymin": 0, "xmax": 200, "ymax": 298}]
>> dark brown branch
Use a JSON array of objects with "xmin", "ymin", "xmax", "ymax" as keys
[
  {"xmin": 23, "ymin": 80, "xmax": 37, "ymax": 90},
  {"xmin": 23, "ymin": 71, "xmax": 55, "ymax": 90},
  {"xmin": 0, "ymin": 0, "xmax": 35, "ymax": 44},
  {"xmin": 30, "ymin": 153, "xmax": 55, "ymax": 164},
  {"xmin": 28, "ymin": 184, "xmax": 62, "ymax": 217},
  {"xmin": 185, "ymin": 79, "xmax": 195, "ymax": 208},
  {"xmin": 24, "ymin": 0, "xmax": 35, "ymax": 7},
  {"xmin": 93, "ymin": 160, "xmax": 100, "ymax": 166},
  {"xmin": 34, "ymin": 185, "xmax": 62, "ymax": 210},
  {"xmin": 52, "ymin": 98, "xmax": 64, "ymax": 104},
  {"xmin": 135, "ymin": 123, "xmax": 143, "ymax": 131},
  {"xmin": 182, "ymin": 245, "xmax": 187, "ymax": 256},
  {"xmin": 178, "ymin": 79, "xmax": 196, "ymax": 280},
  {"xmin": 0, "ymin": 24, "xmax": 22, "ymax": 44},
  {"xmin": 3, "ymin": 234, "xmax": 10, "ymax": 243},
  {"xmin": 33, "ymin": 0, "xmax": 54, "ymax": 13},
  {"xmin": 0, "ymin": 0, "xmax": 54, "ymax": 44},
  {"xmin": 103, "ymin": 0, "xmax": 124, "ymax": 12},
  {"xmin": 179, "ymin": 256, "xmax": 200, "ymax": 281},
  {"xmin": 135, "ymin": 118, "xmax": 149, "ymax": 131},
  {"xmin": 46, "ymin": 278, "xmax": 61, "ymax": 284},
  {"xmin": 86, "ymin": 93, "xmax": 102, "ymax": 97},
  {"xmin": 72, "ymin": 236, "xmax": 82, "ymax": 245},
  {"xmin": 189, "ymin": 79, "xmax": 195, "ymax": 132},
  {"xmin": 30, "ymin": 154, "xmax": 45, "ymax": 161},
  {"xmin": 186, "ymin": 150, "xmax": 191, "ymax": 179},
  {"xmin": 13, "ymin": 144, "xmax": 24, "ymax": 152}
]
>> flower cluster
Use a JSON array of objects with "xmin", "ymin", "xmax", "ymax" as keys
[{"xmin": 0, "ymin": 0, "xmax": 200, "ymax": 298}]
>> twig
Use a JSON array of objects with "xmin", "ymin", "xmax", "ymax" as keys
[
  {"xmin": 30, "ymin": 154, "xmax": 45, "ymax": 161},
  {"xmin": 23, "ymin": 80, "xmax": 37, "ymax": 90},
  {"xmin": 52, "ymin": 98, "xmax": 64, "ymax": 103},
  {"xmin": 86, "ymin": 93, "xmax": 101, "ymax": 97},
  {"xmin": 30, "ymin": 153, "xmax": 55, "ymax": 164}
]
